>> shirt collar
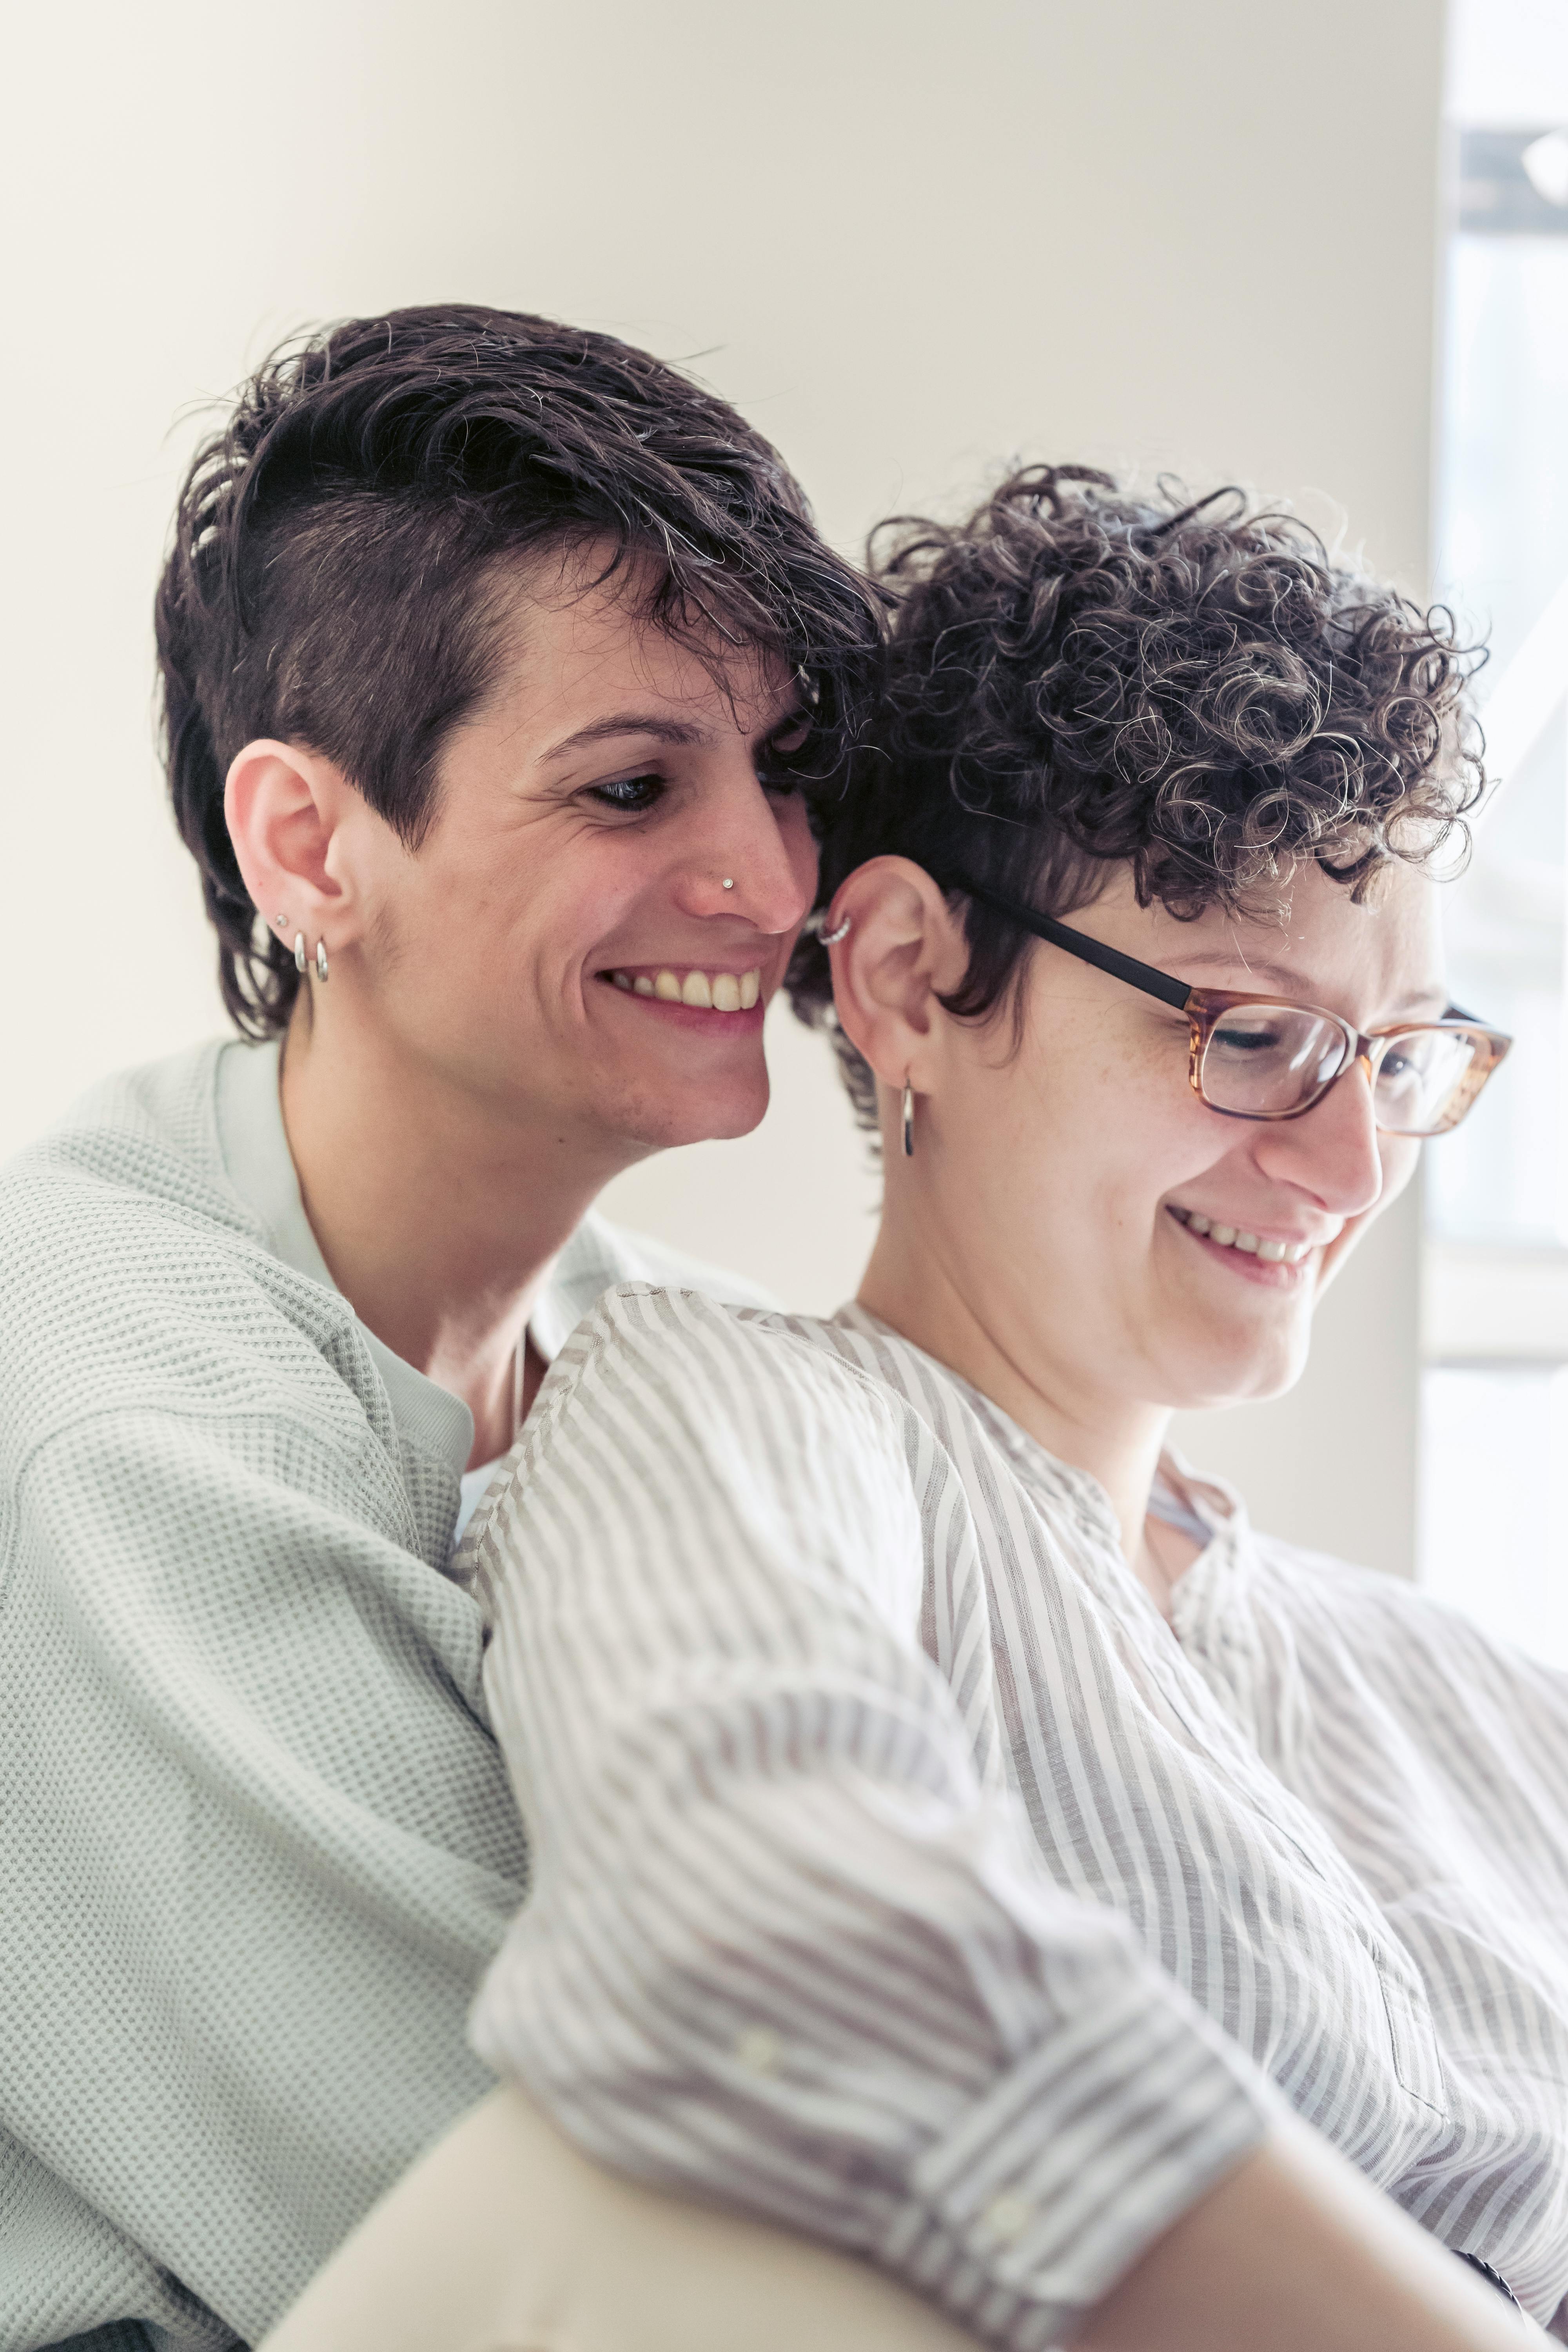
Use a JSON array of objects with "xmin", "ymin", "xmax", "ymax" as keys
[{"xmin": 833, "ymin": 1299, "xmax": 1246, "ymax": 1575}]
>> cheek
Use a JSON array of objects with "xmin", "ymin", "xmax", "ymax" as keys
[{"xmin": 782, "ymin": 798, "xmax": 820, "ymax": 894}]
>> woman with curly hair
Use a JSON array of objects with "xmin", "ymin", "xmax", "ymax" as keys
[{"xmin": 271, "ymin": 472, "xmax": 1550, "ymax": 2352}]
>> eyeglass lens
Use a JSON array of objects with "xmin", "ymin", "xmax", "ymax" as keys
[{"xmin": 1198, "ymin": 1008, "xmax": 1486, "ymax": 1134}]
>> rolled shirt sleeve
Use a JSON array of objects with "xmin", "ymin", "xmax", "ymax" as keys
[{"xmin": 466, "ymin": 1285, "xmax": 1277, "ymax": 2346}]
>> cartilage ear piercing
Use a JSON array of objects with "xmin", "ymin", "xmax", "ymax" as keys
[
  {"xmin": 820, "ymin": 912, "xmax": 851, "ymax": 946},
  {"xmin": 902, "ymin": 1076, "xmax": 915, "ymax": 1158},
  {"xmin": 294, "ymin": 932, "xmax": 307, "ymax": 975},
  {"xmin": 315, "ymin": 939, "xmax": 329, "ymax": 982}
]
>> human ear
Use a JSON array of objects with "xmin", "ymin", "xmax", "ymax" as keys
[
  {"xmin": 223, "ymin": 740, "xmax": 358, "ymax": 956},
  {"xmin": 826, "ymin": 856, "xmax": 971, "ymax": 1094}
]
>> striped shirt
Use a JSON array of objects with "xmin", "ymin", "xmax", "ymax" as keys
[{"xmin": 463, "ymin": 1286, "xmax": 1568, "ymax": 2343}]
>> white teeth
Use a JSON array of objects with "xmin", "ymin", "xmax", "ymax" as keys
[
  {"xmin": 1174, "ymin": 1205, "xmax": 1316, "ymax": 1263},
  {"xmin": 615, "ymin": 966, "xmax": 764, "ymax": 1011}
]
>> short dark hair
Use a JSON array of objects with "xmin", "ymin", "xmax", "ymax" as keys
[
  {"xmin": 157, "ymin": 304, "xmax": 884, "ymax": 1036},
  {"xmin": 789, "ymin": 465, "xmax": 1486, "ymax": 1125}
]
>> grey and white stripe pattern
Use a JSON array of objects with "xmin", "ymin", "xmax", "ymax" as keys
[{"xmin": 464, "ymin": 1287, "xmax": 1568, "ymax": 2341}]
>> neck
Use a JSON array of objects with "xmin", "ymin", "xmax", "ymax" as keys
[
  {"xmin": 857, "ymin": 1193, "xmax": 1174, "ymax": 1590},
  {"xmin": 279, "ymin": 993, "xmax": 628, "ymax": 1466}
]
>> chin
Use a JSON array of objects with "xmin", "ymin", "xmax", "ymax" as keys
[
  {"xmin": 1165, "ymin": 1318, "xmax": 1314, "ymax": 1412},
  {"xmin": 616, "ymin": 1073, "xmax": 772, "ymax": 1152}
]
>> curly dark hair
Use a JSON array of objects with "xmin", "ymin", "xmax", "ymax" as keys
[
  {"xmin": 789, "ymin": 464, "xmax": 1486, "ymax": 1126},
  {"xmin": 157, "ymin": 303, "xmax": 885, "ymax": 1037}
]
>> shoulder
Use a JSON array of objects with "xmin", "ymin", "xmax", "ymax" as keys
[
  {"xmin": 546, "ymin": 1282, "xmax": 899, "ymax": 1442},
  {"xmin": 465, "ymin": 1287, "xmax": 949, "ymax": 1647},
  {"xmin": 1, "ymin": 1038, "xmax": 248, "ymax": 1246},
  {"xmin": 1242, "ymin": 1525, "xmax": 1568, "ymax": 1706},
  {"xmin": 537, "ymin": 1211, "xmax": 779, "ymax": 1352},
  {"xmin": 0, "ymin": 1040, "xmax": 366, "ymax": 1474},
  {"xmin": 467, "ymin": 1284, "xmax": 922, "ymax": 1572}
]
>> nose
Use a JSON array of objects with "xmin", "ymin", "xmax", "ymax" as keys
[
  {"xmin": 668, "ymin": 760, "xmax": 816, "ymax": 936},
  {"xmin": 1253, "ymin": 1054, "xmax": 1387, "ymax": 1218}
]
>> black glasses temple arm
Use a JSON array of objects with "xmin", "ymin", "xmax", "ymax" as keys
[{"xmin": 944, "ymin": 875, "xmax": 1193, "ymax": 1011}]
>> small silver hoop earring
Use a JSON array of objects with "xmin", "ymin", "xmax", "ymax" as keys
[
  {"xmin": 293, "ymin": 932, "xmax": 307, "ymax": 975},
  {"xmin": 315, "ymin": 939, "xmax": 330, "ymax": 982},
  {"xmin": 819, "ymin": 912, "xmax": 851, "ymax": 947},
  {"xmin": 902, "ymin": 1077, "xmax": 915, "ymax": 1159}
]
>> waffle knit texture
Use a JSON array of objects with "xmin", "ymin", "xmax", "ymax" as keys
[{"xmin": 0, "ymin": 1039, "xmax": 771, "ymax": 2352}]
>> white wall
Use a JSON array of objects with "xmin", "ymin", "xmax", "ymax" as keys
[{"xmin": 1, "ymin": 0, "xmax": 1445, "ymax": 1571}]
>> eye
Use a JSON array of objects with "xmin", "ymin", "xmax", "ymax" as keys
[
  {"xmin": 586, "ymin": 772, "xmax": 666, "ymax": 814},
  {"xmin": 1211, "ymin": 1019, "xmax": 1285, "ymax": 1054},
  {"xmin": 756, "ymin": 714, "xmax": 814, "ymax": 793}
]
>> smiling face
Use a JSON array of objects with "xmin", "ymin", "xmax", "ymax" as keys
[
  {"xmin": 309, "ymin": 546, "xmax": 818, "ymax": 1165},
  {"xmin": 855, "ymin": 855, "xmax": 1446, "ymax": 1425}
]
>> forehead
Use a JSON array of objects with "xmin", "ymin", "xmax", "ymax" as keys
[
  {"xmin": 480, "ymin": 541, "xmax": 794, "ymax": 738},
  {"xmin": 1093, "ymin": 860, "xmax": 1446, "ymax": 1014}
]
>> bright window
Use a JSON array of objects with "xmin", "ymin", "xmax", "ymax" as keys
[{"xmin": 1421, "ymin": 0, "xmax": 1568, "ymax": 1657}]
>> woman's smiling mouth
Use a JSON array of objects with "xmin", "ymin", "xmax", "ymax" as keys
[
  {"xmin": 601, "ymin": 964, "xmax": 763, "ymax": 1014},
  {"xmin": 1166, "ymin": 1201, "xmax": 1329, "ymax": 1280}
]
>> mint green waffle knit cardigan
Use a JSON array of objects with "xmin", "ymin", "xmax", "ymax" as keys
[{"xmin": 0, "ymin": 1039, "xmax": 769, "ymax": 2352}]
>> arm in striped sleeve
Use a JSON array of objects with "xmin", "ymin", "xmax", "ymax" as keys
[{"xmin": 464, "ymin": 1285, "xmax": 1276, "ymax": 2348}]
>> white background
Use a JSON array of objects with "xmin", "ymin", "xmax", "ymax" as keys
[{"xmin": 1, "ymin": 0, "xmax": 1450, "ymax": 1573}]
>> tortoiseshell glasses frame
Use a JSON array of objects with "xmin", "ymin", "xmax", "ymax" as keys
[{"xmin": 949, "ymin": 875, "xmax": 1512, "ymax": 1138}]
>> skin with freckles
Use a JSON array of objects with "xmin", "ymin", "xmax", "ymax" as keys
[
  {"xmin": 224, "ymin": 544, "xmax": 816, "ymax": 1463},
  {"xmin": 831, "ymin": 854, "xmax": 1443, "ymax": 1615}
]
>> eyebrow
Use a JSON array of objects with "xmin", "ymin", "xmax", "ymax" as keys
[
  {"xmin": 539, "ymin": 712, "xmax": 706, "ymax": 763},
  {"xmin": 539, "ymin": 701, "xmax": 809, "ymax": 767}
]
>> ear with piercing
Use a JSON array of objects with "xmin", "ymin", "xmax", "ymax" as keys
[{"xmin": 819, "ymin": 911, "xmax": 851, "ymax": 946}]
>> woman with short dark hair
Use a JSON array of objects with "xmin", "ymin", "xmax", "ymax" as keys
[
  {"xmin": 0, "ymin": 303, "xmax": 889, "ymax": 2352},
  {"xmin": 457, "ymin": 472, "xmax": 1557, "ymax": 2351}
]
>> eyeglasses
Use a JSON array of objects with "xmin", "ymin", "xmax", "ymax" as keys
[{"xmin": 949, "ymin": 875, "xmax": 1512, "ymax": 1138}]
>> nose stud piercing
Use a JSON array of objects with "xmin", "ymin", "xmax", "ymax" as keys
[
  {"xmin": 902, "ymin": 1076, "xmax": 915, "ymax": 1158},
  {"xmin": 722, "ymin": 877, "xmax": 735, "ymax": 891}
]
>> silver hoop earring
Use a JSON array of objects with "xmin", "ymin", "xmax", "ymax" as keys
[
  {"xmin": 293, "ymin": 932, "xmax": 307, "ymax": 975},
  {"xmin": 819, "ymin": 912, "xmax": 851, "ymax": 947},
  {"xmin": 902, "ymin": 1077, "xmax": 915, "ymax": 1158},
  {"xmin": 315, "ymin": 939, "xmax": 330, "ymax": 982}
]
